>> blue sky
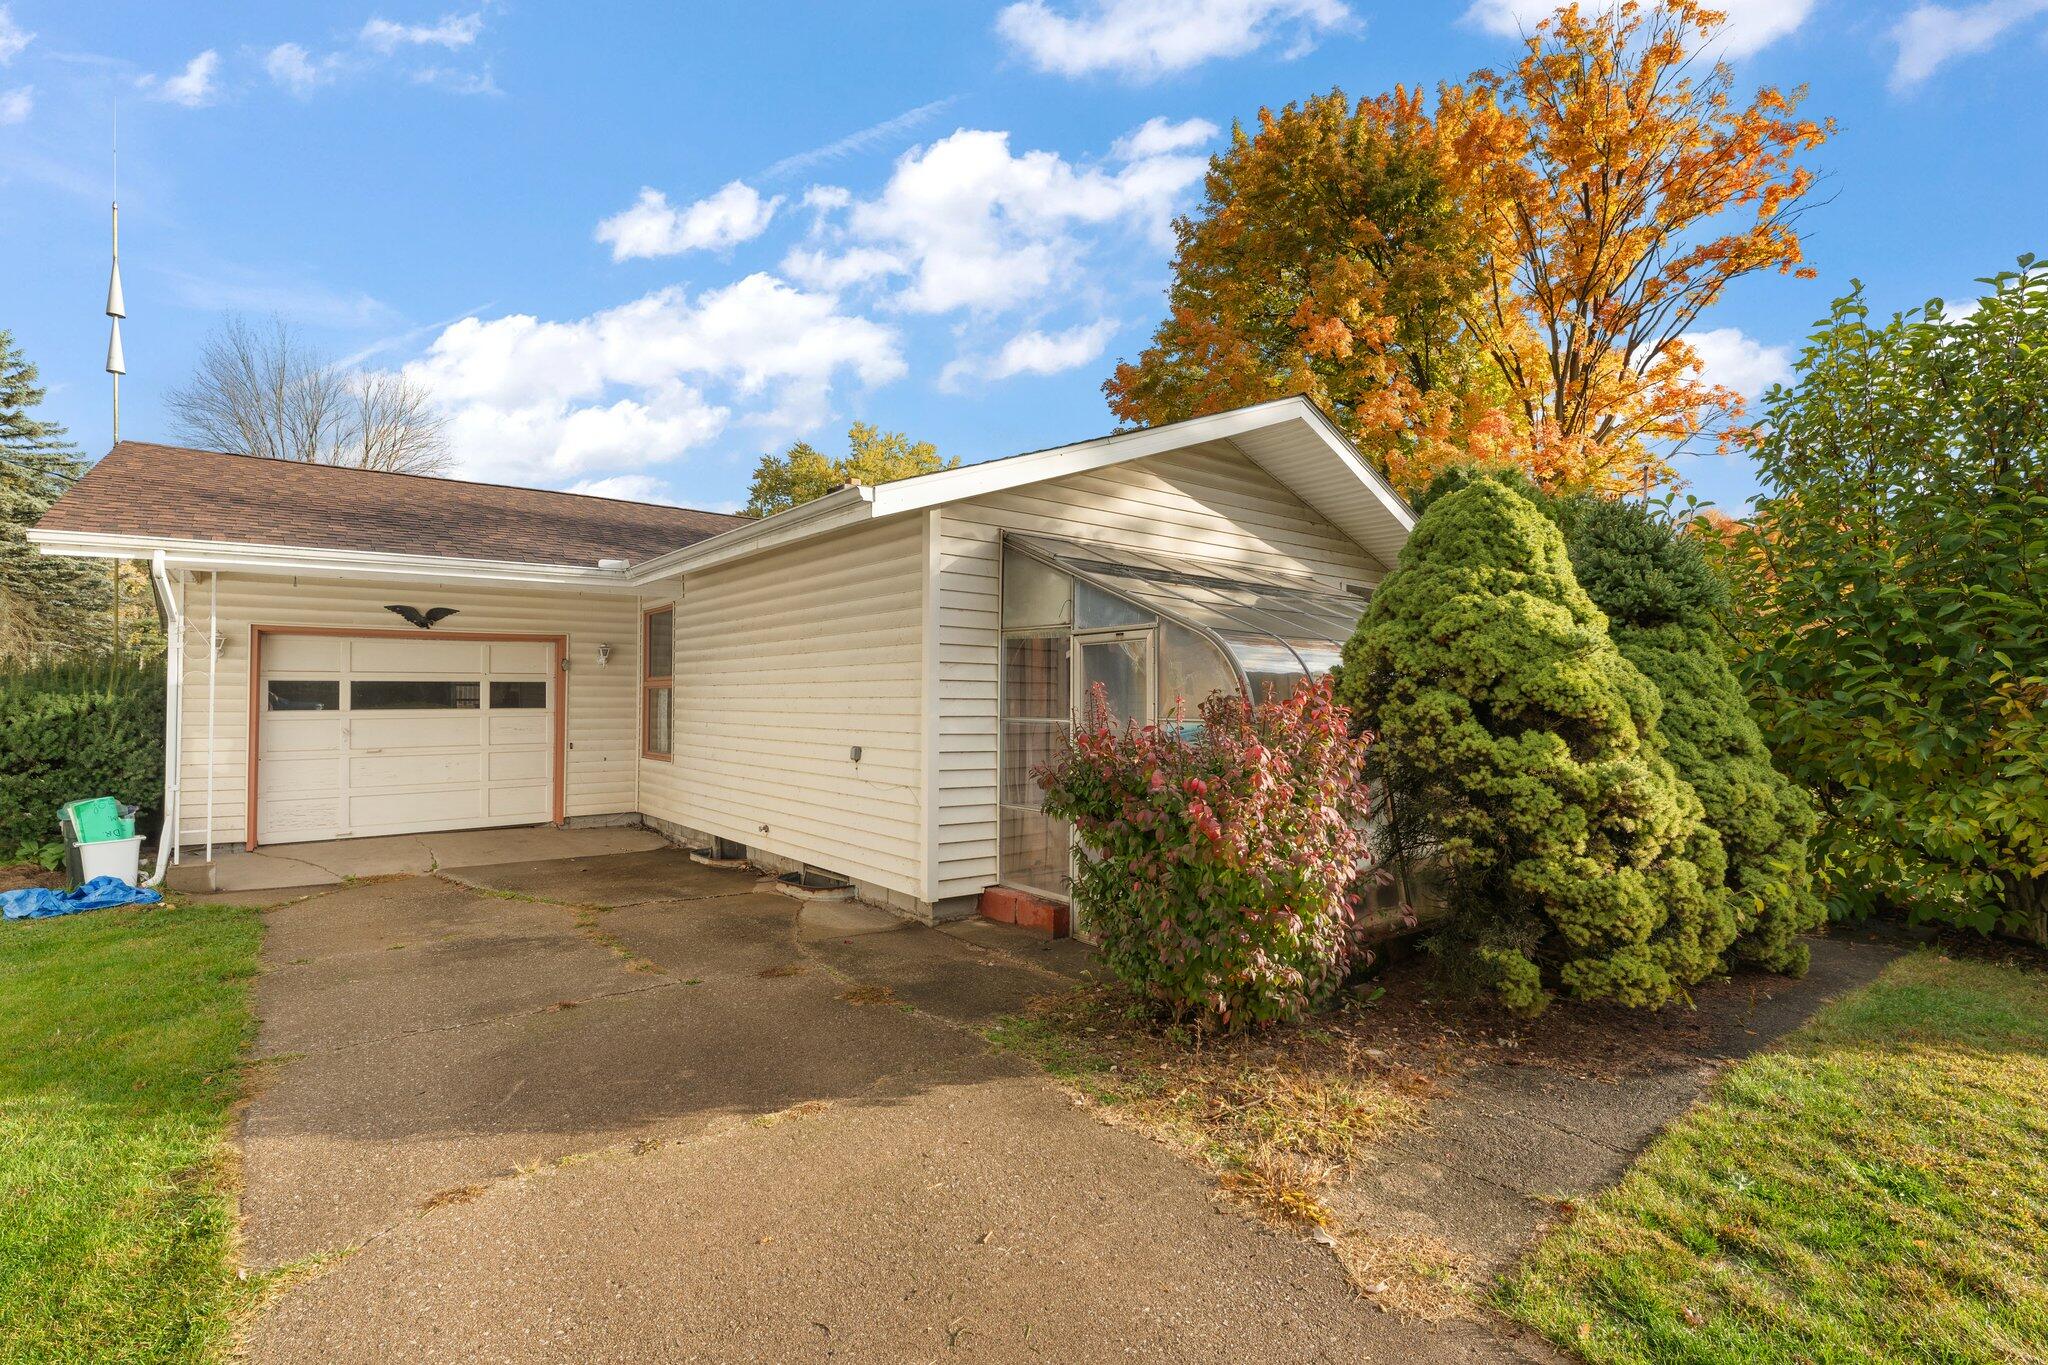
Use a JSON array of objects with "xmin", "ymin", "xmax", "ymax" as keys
[{"xmin": 4, "ymin": 0, "xmax": 2045, "ymax": 516}]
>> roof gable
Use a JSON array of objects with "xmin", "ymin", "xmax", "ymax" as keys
[{"xmin": 865, "ymin": 397, "xmax": 1414, "ymax": 567}]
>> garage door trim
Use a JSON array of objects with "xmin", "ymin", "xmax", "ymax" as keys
[{"xmin": 245, "ymin": 624, "xmax": 569, "ymax": 851}]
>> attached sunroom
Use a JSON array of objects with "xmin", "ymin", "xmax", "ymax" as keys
[{"xmin": 995, "ymin": 533, "xmax": 1372, "ymax": 901}]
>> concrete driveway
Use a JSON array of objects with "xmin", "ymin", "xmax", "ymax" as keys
[{"xmin": 236, "ymin": 846, "xmax": 1532, "ymax": 1362}]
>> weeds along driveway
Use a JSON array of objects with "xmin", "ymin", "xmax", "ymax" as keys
[{"xmin": 236, "ymin": 849, "xmax": 1533, "ymax": 1362}]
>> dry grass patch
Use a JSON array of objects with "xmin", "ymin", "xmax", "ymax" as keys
[
  {"xmin": 419, "ymin": 1183, "xmax": 486, "ymax": 1211},
  {"xmin": 987, "ymin": 982, "xmax": 1441, "ymax": 1240},
  {"xmin": 1331, "ymin": 1230, "xmax": 1479, "ymax": 1321}
]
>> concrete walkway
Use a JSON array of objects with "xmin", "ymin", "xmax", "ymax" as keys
[{"xmin": 239, "ymin": 849, "xmax": 1535, "ymax": 1362}]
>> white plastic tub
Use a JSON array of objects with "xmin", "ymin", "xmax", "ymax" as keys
[{"xmin": 75, "ymin": 835, "xmax": 144, "ymax": 886}]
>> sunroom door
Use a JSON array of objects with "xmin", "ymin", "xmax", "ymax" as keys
[{"xmin": 1069, "ymin": 627, "xmax": 1154, "ymax": 936}]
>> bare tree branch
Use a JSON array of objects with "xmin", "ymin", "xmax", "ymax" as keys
[{"xmin": 167, "ymin": 315, "xmax": 452, "ymax": 476}]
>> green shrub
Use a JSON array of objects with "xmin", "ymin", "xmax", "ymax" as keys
[
  {"xmin": 1726, "ymin": 264, "xmax": 2048, "ymax": 936},
  {"xmin": 1036, "ymin": 681, "xmax": 1371, "ymax": 1031},
  {"xmin": 1336, "ymin": 478, "xmax": 1734, "ymax": 1014},
  {"xmin": 0, "ymin": 659, "xmax": 163, "ymax": 866},
  {"xmin": 1558, "ymin": 496, "xmax": 1823, "ymax": 973}
]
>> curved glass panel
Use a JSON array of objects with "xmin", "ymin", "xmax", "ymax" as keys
[{"xmin": 1158, "ymin": 622, "xmax": 1236, "ymax": 726}]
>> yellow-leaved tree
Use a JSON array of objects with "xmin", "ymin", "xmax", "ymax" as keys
[{"xmin": 1106, "ymin": 0, "xmax": 1830, "ymax": 498}]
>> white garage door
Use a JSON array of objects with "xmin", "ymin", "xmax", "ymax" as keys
[{"xmin": 257, "ymin": 634, "xmax": 556, "ymax": 845}]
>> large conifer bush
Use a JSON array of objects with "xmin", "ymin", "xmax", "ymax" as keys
[
  {"xmin": 1336, "ymin": 478, "xmax": 1736, "ymax": 1014},
  {"xmin": 1556, "ymin": 496, "xmax": 1823, "ymax": 973}
]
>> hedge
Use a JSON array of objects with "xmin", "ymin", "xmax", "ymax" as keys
[{"xmin": 0, "ymin": 660, "xmax": 164, "ymax": 866}]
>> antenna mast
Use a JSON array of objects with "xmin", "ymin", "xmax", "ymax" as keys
[{"xmin": 105, "ymin": 111, "xmax": 125, "ymax": 444}]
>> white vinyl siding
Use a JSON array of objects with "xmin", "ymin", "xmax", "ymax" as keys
[
  {"xmin": 930, "ymin": 439, "xmax": 1382, "ymax": 900},
  {"xmin": 170, "ymin": 572, "xmax": 640, "ymax": 850},
  {"xmin": 637, "ymin": 516, "xmax": 926, "ymax": 901}
]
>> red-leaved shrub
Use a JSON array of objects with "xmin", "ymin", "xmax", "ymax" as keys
[{"xmin": 1036, "ymin": 678, "xmax": 1372, "ymax": 1030}]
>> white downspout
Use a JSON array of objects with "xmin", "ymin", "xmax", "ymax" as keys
[
  {"xmin": 146, "ymin": 551, "xmax": 183, "ymax": 887},
  {"xmin": 206, "ymin": 572, "xmax": 217, "ymax": 865}
]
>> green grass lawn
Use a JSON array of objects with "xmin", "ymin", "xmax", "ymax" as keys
[
  {"xmin": 0, "ymin": 902, "xmax": 261, "ymax": 1363},
  {"xmin": 1503, "ymin": 951, "xmax": 2048, "ymax": 1363}
]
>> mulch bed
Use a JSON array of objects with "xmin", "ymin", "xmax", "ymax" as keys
[{"xmin": 0, "ymin": 864, "xmax": 64, "ymax": 895}]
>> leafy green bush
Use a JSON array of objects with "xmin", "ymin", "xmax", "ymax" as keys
[
  {"xmin": 1036, "ymin": 680, "xmax": 1371, "ymax": 1031},
  {"xmin": 0, "ymin": 659, "xmax": 163, "ymax": 866},
  {"xmin": 1557, "ymin": 496, "xmax": 1823, "ymax": 973},
  {"xmin": 1725, "ymin": 263, "xmax": 2048, "ymax": 938},
  {"xmin": 1336, "ymin": 477, "xmax": 1734, "ymax": 1014}
]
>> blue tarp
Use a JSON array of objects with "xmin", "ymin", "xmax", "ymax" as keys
[{"xmin": 2, "ymin": 876, "xmax": 162, "ymax": 921}]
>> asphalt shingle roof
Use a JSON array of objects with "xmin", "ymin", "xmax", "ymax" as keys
[{"xmin": 35, "ymin": 442, "xmax": 748, "ymax": 568}]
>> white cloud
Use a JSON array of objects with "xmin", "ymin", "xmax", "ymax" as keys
[
  {"xmin": 1685, "ymin": 327, "xmax": 1791, "ymax": 400},
  {"xmin": 265, "ymin": 42, "xmax": 343, "ymax": 96},
  {"xmin": 139, "ymin": 50, "xmax": 220, "ymax": 107},
  {"xmin": 566, "ymin": 474, "xmax": 677, "ymax": 504},
  {"xmin": 595, "ymin": 182, "xmax": 783, "ymax": 261},
  {"xmin": 1463, "ymin": 0, "xmax": 1814, "ymax": 57},
  {"xmin": 0, "ymin": 5, "xmax": 31, "ymax": 64},
  {"xmin": 361, "ymin": 11, "xmax": 484, "ymax": 52},
  {"xmin": 803, "ymin": 185, "xmax": 852, "ymax": 213},
  {"xmin": 410, "ymin": 64, "xmax": 499, "ymax": 95},
  {"xmin": 780, "ymin": 245, "xmax": 904, "ymax": 292},
  {"xmin": 0, "ymin": 85, "xmax": 29, "ymax": 124},
  {"xmin": 941, "ymin": 318, "xmax": 1119, "ymax": 389},
  {"xmin": 814, "ymin": 124, "xmax": 1208, "ymax": 314},
  {"xmin": 1112, "ymin": 115, "xmax": 1219, "ymax": 160},
  {"xmin": 1890, "ymin": 0, "xmax": 2048, "ymax": 89},
  {"xmin": 997, "ymin": 0, "xmax": 1351, "ymax": 79},
  {"xmin": 404, "ymin": 274, "xmax": 905, "ymax": 485},
  {"xmin": 266, "ymin": 10, "xmax": 493, "ymax": 97}
]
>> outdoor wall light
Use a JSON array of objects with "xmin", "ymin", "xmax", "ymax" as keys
[{"xmin": 596, "ymin": 643, "xmax": 612, "ymax": 666}]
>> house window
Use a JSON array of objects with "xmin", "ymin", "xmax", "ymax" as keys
[{"xmin": 643, "ymin": 605, "xmax": 674, "ymax": 759}]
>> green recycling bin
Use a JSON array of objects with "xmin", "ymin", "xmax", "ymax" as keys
[{"xmin": 60, "ymin": 797, "xmax": 134, "ymax": 844}]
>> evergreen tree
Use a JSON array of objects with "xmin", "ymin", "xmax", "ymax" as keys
[
  {"xmin": 1336, "ymin": 477, "xmax": 1735, "ymax": 1014},
  {"xmin": 1554, "ymin": 495, "xmax": 1823, "ymax": 973},
  {"xmin": 0, "ymin": 331, "xmax": 112, "ymax": 664}
]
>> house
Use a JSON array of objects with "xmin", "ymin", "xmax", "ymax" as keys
[{"xmin": 29, "ymin": 397, "xmax": 1414, "ymax": 925}]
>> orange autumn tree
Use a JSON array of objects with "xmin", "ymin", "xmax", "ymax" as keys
[
  {"xmin": 1102, "ymin": 88, "xmax": 1523, "ymax": 493},
  {"xmin": 1106, "ymin": 1, "xmax": 1830, "ymax": 499}
]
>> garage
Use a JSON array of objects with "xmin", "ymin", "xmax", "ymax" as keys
[{"xmin": 252, "ymin": 630, "xmax": 563, "ymax": 846}]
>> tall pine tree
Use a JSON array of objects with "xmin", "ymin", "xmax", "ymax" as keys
[{"xmin": 0, "ymin": 331, "xmax": 116, "ymax": 663}]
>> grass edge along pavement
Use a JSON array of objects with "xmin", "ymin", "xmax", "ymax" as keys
[{"xmin": 1502, "ymin": 950, "xmax": 2048, "ymax": 1363}]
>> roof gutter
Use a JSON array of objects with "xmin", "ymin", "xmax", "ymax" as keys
[{"xmin": 28, "ymin": 528, "xmax": 637, "ymax": 589}]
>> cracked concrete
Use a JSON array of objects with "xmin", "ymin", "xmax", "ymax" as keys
[
  {"xmin": 240, "ymin": 849, "xmax": 1543, "ymax": 1362},
  {"xmin": 199, "ymin": 824, "xmax": 670, "ymax": 899}
]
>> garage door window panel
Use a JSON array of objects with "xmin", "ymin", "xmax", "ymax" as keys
[
  {"xmin": 489, "ymin": 680, "xmax": 547, "ymax": 709},
  {"xmin": 267, "ymin": 680, "xmax": 340, "ymax": 712},
  {"xmin": 351, "ymin": 679, "xmax": 481, "ymax": 710}
]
